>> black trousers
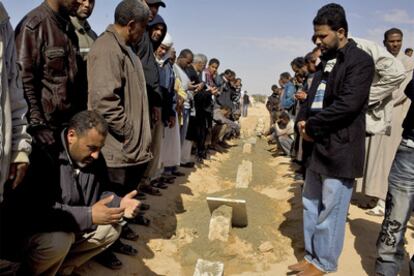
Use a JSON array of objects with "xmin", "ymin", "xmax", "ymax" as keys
[{"xmin": 107, "ymin": 163, "xmax": 148, "ymax": 197}]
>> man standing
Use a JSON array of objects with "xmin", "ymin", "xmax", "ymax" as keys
[
  {"xmin": 87, "ymin": 0, "xmax": 152, "ymax": 256},
  {"xmin": 290, "ymin": 4, "xmax": 374, "ymax": 275},
  {"xmin": 70, "ymin": 0, "xmax": 97, "ymax": 61},
  {"xmin": 15, "ymin": 0, "xmax": 81, "ymax": 147},
  {"xmin": 70, "ymin": 0, "xmax": 97, "ymax": 111},
  {"xmin": 135, "ymin": 0, "xmax": 168, "ymax": 195},
  {"xmin": 375, "ymin": 71, "xmax": 414, "ymax": 276},
  {"xmin": 88, "ymin": 0, "xmax": 151, "ymax": 198},
  {"xmin": 266, "ymin": 85, "xmax": 281, "ymax": 129},
  {"xmin": 0, "ymin": 2, "xmax": 31, "ymax": 203},
  {"xmin": 279, "ymin": 72, "xmax": 296, "ymax": 114}
]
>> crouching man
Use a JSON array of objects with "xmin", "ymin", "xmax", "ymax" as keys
[{"xmin": 2, "ymin": 111, "xmax": 140, "ymax": 275}]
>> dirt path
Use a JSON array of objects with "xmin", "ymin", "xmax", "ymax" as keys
[{"xmin": 79, "ymin": 103, "xmax": 414, "ymax": 276}]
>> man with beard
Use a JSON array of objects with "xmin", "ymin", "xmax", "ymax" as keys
[
  {"xmin": 2, "ymin": 111, "xmax": 141, "ymax": 275},
  {"xmin": 290, "ymin": 3, "xmax": 374, "ymax": 275},
  {"xmin": 15, "ymin": 0, "xmax": 82, "ymax": 148}
]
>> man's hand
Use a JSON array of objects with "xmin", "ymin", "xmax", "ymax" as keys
[
  {"xmin": 297, "ymin": 121, "xmax": 314, "ymax": 142},
  {"xmin": 34, "ymin": 128, "xmax": 55, "ymax": 145},
  {"xmin": 9, "ymin": 162, "xmax": 29, "ymax": 189},
  {"xmin": 295, "ymin": 91, "xmax": 307, "ymax": 101},
  {"xmin": 168, "ymin": 116, "xmax": 176, "ymax": 128},
  {"xmin": 195, "ymin": 83, "xmax": 205, "ymax": 92},
  {"xmin": 120, "ymin": 190, "xmax": 140, "ymax": 219},
  {"xmin": 92, "ymin": 195, "xmax": 125, "ymax": 225},
  {"xmin": 152, "ymin": 107, "xmax": 161, "ymax": 124}
]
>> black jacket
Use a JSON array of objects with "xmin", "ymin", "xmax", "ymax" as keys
[
  {"xmin": 2, "ymin": 131, "xmax": 120, "ymax": 237},
  {"xmin": 297, "ymin": 40, "xmax": 374, "ymax": 179},
  {"xmin": 134, "ymin": 15, "xmax": 167, "ymax": 108},
  {"xmin": 403, "ymin": 71, "xmax": 414, "ymax": 140}
]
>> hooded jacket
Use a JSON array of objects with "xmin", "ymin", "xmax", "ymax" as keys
[{"xmin": 134, "ymin": 14, "xmax": 167, "ymax": 109}]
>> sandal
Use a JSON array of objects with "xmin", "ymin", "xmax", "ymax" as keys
[
  {"xmin": 94, "ymin": 250, "xmax": 123, "ymax": 270},
  {"xmin": 139, "ymin": 185, "xmax": 162, "ymax": 196},
  {"xmin": 111, "ymin": 240, "xmax": 138, "ymax": 256},
  {"xmin": 127, "ymin": 214, "xmax": 151, "ymax": 226},
  {"xmin": 120, "ymin": 224, "xmax": 139, "ymax": 241},
  {"xmin": 366, "ymin": 205, "xmax": 385, "ymax": 217}
]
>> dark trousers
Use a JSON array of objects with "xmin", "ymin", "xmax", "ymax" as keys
[{"xmin": 107, "ymin": 163, "xmax": 148, "ymax": 197}]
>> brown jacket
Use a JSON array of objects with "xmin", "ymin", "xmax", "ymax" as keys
[
  {"xmin": 88, "ymin": 25, "xmax": 152, "ymax": 167},
  {"xmin": 15, "ymin": 2, "xmax": 80, "ymax": 134}
]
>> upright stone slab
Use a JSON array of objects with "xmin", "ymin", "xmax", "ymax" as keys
[
  {"xmin": 193, "ymin": 259, "xmax": 224, "ymax": 276},
  {"xmin": 236, "ymin": 160, "xmax": 253, "ymax": 188},
  {"xmin": 208, "ymin": 205, "xmax": 233, "ymax": 242},
  {"xmin": 207, "ymin": 197, "xmax": 248, "ymax": 227},
  {"xmin": 243, "ymin": 143, "xmax": 252, "ymax": 153}
]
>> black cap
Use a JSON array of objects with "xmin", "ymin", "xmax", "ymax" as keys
[{"xmin": 146, "ymin": 0, "xmax": 166, "ymax": 8}]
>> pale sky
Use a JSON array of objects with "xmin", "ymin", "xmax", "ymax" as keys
[{"xmin": 3, "ymin": 0, "xmax": 414, "ymax": 95}]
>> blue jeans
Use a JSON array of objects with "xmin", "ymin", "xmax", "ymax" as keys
[
  {"xmin": 302, "ymin": 169, "xmax": 354, "ymax": 272},
  {"xmin": 376, "ymin": 140, "xmax": 414, "ymax": 276}
]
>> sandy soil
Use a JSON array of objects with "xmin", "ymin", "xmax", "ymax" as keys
[{"xmin": 79, "ymin": 103, "xmax": 414, "ymax": 276}]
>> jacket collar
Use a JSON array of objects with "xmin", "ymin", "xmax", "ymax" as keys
[
  {"xmin": 70, "ymin": 16, "xmax": 92, "ymax": 34},
  {"xmin": 59, "ymin": 129, "xmax": 75, "ymax": 167},
  {"xmin": 106, "ymin": 24, "xmax": 138, "ymax": 66}
]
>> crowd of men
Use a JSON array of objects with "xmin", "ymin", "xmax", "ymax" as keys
[
  {"xmin": 265, "ymin": 3, "xmax": 414, "ymax": 276},
  {"xmin": 0, "ymin": 0, "xmax": 250, "ymax": 274}
]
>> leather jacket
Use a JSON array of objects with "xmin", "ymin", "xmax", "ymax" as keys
[{"xmin": 15, "ymin": 2, "xmax": 80, "ymax": 134}]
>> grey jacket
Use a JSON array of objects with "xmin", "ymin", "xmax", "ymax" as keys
[
  {"xmin": 88, "ymin": 25, "xmax": 152, "ymax": 167},
  {"xmin": 0, "ymin": 2, "xmax": 31, "ymax": 202}
]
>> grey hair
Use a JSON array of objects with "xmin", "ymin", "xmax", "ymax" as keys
[
  {"xmin": 115, "ymin": 0, "xmax": 150, "ymax": 26},
  {"xmin": 193, "ymin": 53, "xmax": 208, "ymax": 64}
]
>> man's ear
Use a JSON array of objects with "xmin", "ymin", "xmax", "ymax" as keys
[
  {"xmin": 126, "ymin": 20, "xmax": 136, "ymax": 34},
  {"xmin": 67, "ymin": 128, "xmax": 77, "ymax": 144},
  {"xmin": 337, "ymin": 28, "xmax": 346, "ymax": 39}
]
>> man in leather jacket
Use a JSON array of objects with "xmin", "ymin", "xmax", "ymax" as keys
[{"xmin": 15, "ymin": 0, "xmax": 82, "ymax": 147}]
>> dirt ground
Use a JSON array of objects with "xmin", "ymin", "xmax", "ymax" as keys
[{"xmin": 79, "ymin": 103, "xmax": 414, "ymax": 276}]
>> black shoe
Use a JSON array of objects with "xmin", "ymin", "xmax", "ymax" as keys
[
  {"xmin": 94, "ymin": 250, "xmax": 123, "ymax": 270},
  {"xmin": 172, "ymin": 171, "xmax": 185, "ymax": 177},
  {"xmin": 127, "ymin": 214, "xmax": 151, "ymax": 226},
  {"xmin": 120, "ymin": 224, "xmax": 139, "ymax": 241},
  {"xmin": 180, "ymin": 162, "xmax": 195, "ymax": 168},
  {"xmin": 111, "ymin": 240, "xmax": 138, "ymax": 256}
]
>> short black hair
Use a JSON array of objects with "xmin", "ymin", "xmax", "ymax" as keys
[
  {"xmin": 224, "ymin": 69, "xmax": 235, "ymax": 76},
  {"xmin": 280, "ymin": 111, "xmax": 291, "ymax": 121},
  {"xmin": 68, "ymin": 111, "xmax": 108, "ymax": 137},
  {"xmin": 304, "ymin": 52, "xmax": 315, "ymax": 63},
  {"xmin": 280, "ymin": 72, "xmax": 291, "ymax": 80},
  {"xmin": 313, "ymin": 3, "xmax": 348, "ymax": 37},
  {"xmin": 115, "ymin": 0, "xmax": 150, "ymax": 26},
  {"xmin": 406, "ymin": 48, "xmax": 413, "ymax": 54},
  {"xmin": 208, "ymin": 58, "xmax": 220, "ymax": 66},
  {"xmin": 291, "ymin": 57, "xmax": 306, "ymax": 69},
  {"xmin": 384, "ymin": 28, "xmax": 403, "ymax": 41},
  {"xmin": 178, "ymin": 48, "xmax": 193, "ymax": 59},
  {"xmin": 271, "ymin": 84, "xmax": 278, "ymax": 90}
]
